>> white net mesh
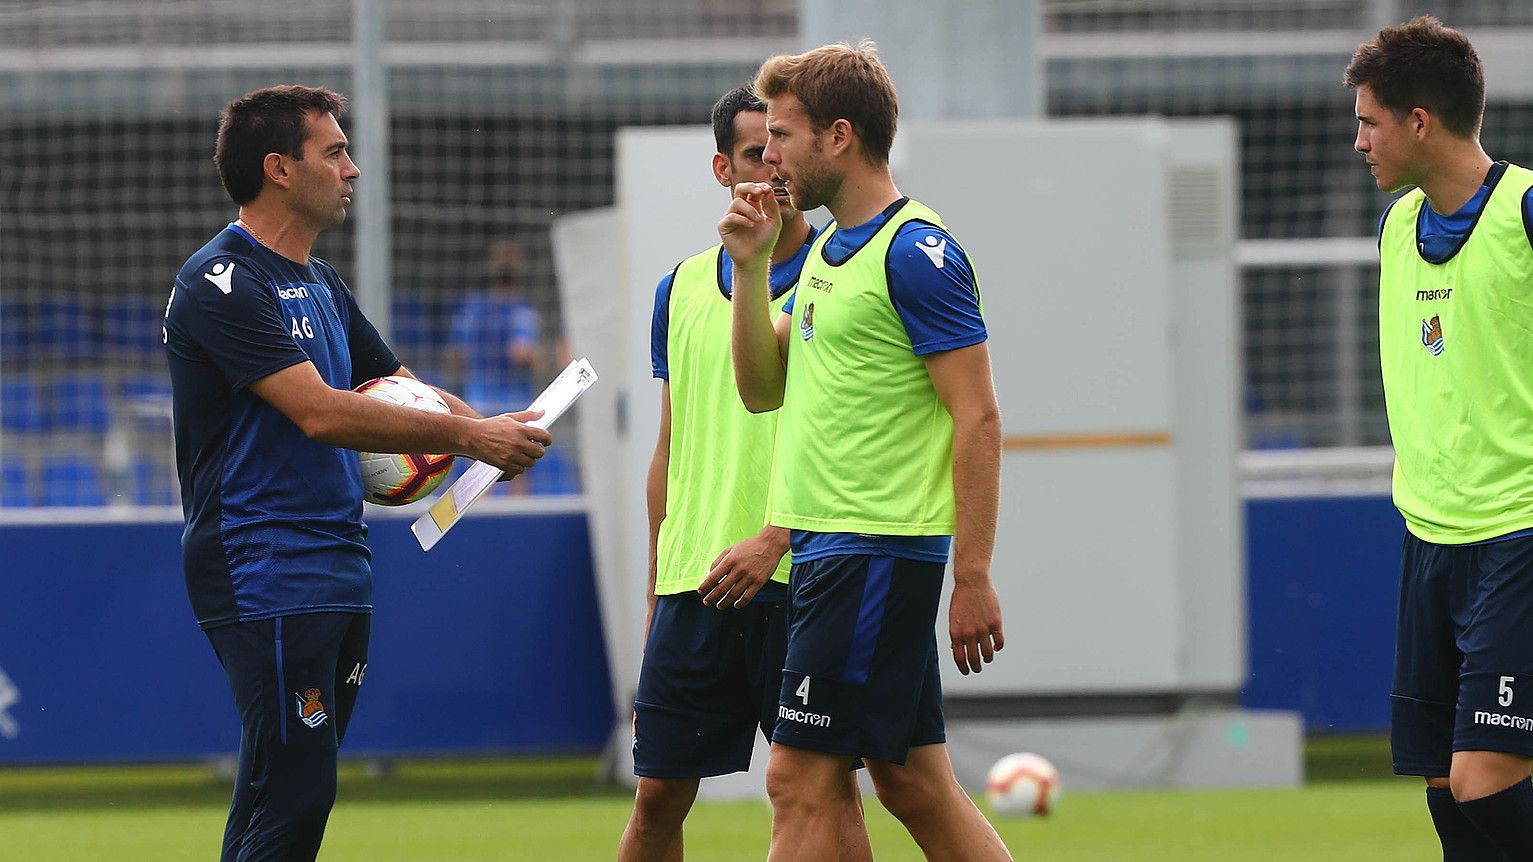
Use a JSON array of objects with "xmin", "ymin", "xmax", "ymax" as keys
[
  {"xmin": 4, "ymin": 0, "xmax": 1532, "ymax": 507},
  {"xmin": 1, "ymin": 0, "xmax": 361, "ymax": 508},
  {"xmin": 0, "ymin": 0, "xmax": 789, "ymax": 507},
  {"xmin": 1046, "ymin": 0, "xmax": 1533, "ymax": 455}
]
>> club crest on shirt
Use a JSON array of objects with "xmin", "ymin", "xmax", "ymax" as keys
[
  {"xmin": 1421, "ymin": 315, "xmax": 1444, "ymax": 356},
  {"xmin": 295, "ymin": 688, "xmax": 330, "ymax": 729},
  {"xmin": 800, "ymin": 302, "xmax": 815, "ymax": 341}
]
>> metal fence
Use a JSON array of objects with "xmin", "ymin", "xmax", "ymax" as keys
[{"xmin": 3, "ymin": 0, "xmax": 1531, "ymax": 507}]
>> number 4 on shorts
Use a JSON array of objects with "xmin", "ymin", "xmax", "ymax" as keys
[{"xmin": 796, "ymin": 676, "xmax": 811, "ymax": 705}]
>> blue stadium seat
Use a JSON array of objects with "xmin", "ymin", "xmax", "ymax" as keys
[
  {"xmin": 1249, "ymin": 428, "xmax": 1306, "ymax": 450},
  {"xmin": 51, "ymin": 373, "xmax": 112, "ymax": 433},
  {"xmin": 0, "ymin": 301, "xmax": 28, "ymax": 360},
  {"xmin": 1, "ymin": 375, "xmax": 49, "ymax": 434},
  {"xmin": 530, "ymin": 448, "xmax": 581, "ymax": 495},
  {"xmin": 35, "ymin": 299, "xmax": 102, "ymax": 361},
  {"xmin": 104, "ymin": 297, "xmax": 163, "ymax": 357},
  {"xmin": 130, "ymin": 457, "xmax": 177, "ymax": 506},
  {"xmin": 39, "ymin": 455, "xmax": 107, "ymax": 507},
  {"xmin": 1, "ymin": 458, "xmax": 31, "ymax": 506},
  {"xmin": 118, "ymin": 372, "xmax": 172, "ymax": 401},
  {"xmin": 390, "ymin": 296, "xmax": 445, "ymax": 356},
  {"xmin": 117, "ymin": 371, "xmax": 174, "ymax": 430}
]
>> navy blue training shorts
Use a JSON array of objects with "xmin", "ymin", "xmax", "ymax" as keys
[
  {"xmin": 632, "ymin": 582, "xmax": 788, "ymax": 778},
  {"xmin": 1393, "ymin": 532, "xmax": 1533, "ymax": 776},
  {"xmin": 771, "ymin": 554, "xmax": 946, "ymax": 765}
]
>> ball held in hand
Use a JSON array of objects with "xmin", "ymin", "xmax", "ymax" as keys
[{"xmin": 354, "ymin": 375, "xmax": 455, "ymax": 506}]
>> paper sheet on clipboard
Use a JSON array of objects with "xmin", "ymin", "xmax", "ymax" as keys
[{"xmin": 411, "ymin": 357, "xmax": 597, "ymax": 551}]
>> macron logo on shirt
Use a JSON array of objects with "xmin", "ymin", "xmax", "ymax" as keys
[
  {"xmin": 204, "ymin": 262, "xmax": 235, "ymax": 295},
  {"xmin": 916, "ymin": 235, "xmax": 947, "ymax": 269}
]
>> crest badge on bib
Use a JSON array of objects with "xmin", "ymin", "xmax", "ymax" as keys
[{"xmin": 1421, "ymin": 315, "xmax": 1444, "ymax": 356}]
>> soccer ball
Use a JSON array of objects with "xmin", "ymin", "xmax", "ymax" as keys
[
  {"xmin": 354, "ymin": 376, "xmax": 455, "ymax": 506},
  {"xmin": 985, "ymin": 752, "xmax": 1061, "ymax": 817}
]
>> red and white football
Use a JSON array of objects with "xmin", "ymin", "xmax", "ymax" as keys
[
  {"xmin": 985, "ymin": 752, "xmax": 1062, "ymax": 817},
  {"xmin": 354, "ymin": 376, "xmax": 455, "ymax": 506}
]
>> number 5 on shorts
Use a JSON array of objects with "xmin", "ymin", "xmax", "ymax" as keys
[{"xmin": 1501, "ymin": 675, "xmax": 1516, "ymax": 707}]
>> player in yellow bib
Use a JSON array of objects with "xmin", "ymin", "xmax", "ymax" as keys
[
  {"xmin": 722, "ymin": 43, "xmax": 1011, "ymax": 862},
  {"xmin": 616, "ymin": 85, "xmax": 870, "ymax": 862},
  {"xmin": 1350, "ymin": 16, "xmax": 1533, "ymax": 859}
]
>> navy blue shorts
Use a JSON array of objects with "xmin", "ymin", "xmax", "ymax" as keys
[
  {"xmin": 205, "ymin": 612, "xmax": 370, "ymax": 862},
  {"xmin": 1392, "ymin": 532, "xmax": 1533, "ymax": 776},
  {"xmin": 632, "ymin": 584, "xmax": 788, "ymax": 778},
  {"xmin": 772, "ymin": 555, "xmax": 946, "ymax": 765}
]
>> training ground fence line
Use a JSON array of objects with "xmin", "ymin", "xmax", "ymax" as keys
[{"xmin": 6, "ymin": 1, "xmax": 1533, "ymax": 508}]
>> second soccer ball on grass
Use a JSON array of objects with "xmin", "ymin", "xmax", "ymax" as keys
[{"xmin": 985, "ymin": 752, "xmax": 1062, "ymax": 818}]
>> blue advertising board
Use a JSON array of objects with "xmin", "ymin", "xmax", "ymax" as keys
[
  {"xmin": 0, "ymin": 496, "xmax": 1406, "ymax": 765},
  {"xmin": 0, "ymin": 512, "xmax": 613, "ymax": 763}
]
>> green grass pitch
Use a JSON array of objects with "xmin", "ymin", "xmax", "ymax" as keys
[{"xmin": 1, "ymin": 736, "xmax": 1440, "ymax": 860}]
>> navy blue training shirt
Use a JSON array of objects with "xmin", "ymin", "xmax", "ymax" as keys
[
  {"xmin": 165, "ymin": 223, "xmax": 401, "ymax": 628},
  {"xmin": 783, "ymin": 201, "xmax": 985, "ymax": 355}
]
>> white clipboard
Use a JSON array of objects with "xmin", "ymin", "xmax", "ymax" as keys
[{"xmin": 411, "ymin": 358, "xmax": 598, "ymax": 551}]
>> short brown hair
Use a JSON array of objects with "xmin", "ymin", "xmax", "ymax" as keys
[
  {"xmin": 214, "ymin": 85, "xmax": 347, "ymax": 205},
  {"xmin": 754, "ymin": 40, "xmax": 898, "ymax": 164},
  {"xmin": 1344, "ymin": 16, "xmax": 1484, "ymax": 138}
]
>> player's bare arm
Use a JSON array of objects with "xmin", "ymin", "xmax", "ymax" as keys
[
  {"xmin": 697, "ymin": 525, "xmax": 790, "ymax": 609},
  {"xmin": 925, "ymin": 342, "xmax": 1005, "ymax": 675},
  {"xmin": 393, "ymin": 365, "xmax": 483, "ymax": 419},
  {"xmin": 644, "ymin": 384, "xmax": 672, "ymax": 643},
  {"xmin": 250, "ymin": 361, "xmax": 551, "ymax": 476},
  {"xmin": 394, "ymin": 368, "xmax": 539, "ymax": 483},
  {"xmin": 722, "ymin": 181, "xmax": 789, "ymax": 412}
]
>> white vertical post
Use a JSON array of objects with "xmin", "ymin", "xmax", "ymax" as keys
[
  {"xmin": 1335, "ymin": 266, "xmax": 1362, "ymax": 446},
  {"xmin": 351, "ymin": 0, "xmax": 391, "ymax": 339}
]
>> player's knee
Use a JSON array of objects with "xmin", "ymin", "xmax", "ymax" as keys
[
  {"xmin": 1448, "ymin": 751, "xmax": 1533, "ymax": 802},
  {"xmin": 767, "ymin": 747, "xmax": 854, "ymax": 817},
  {"xmin": 1450, "ymin": 772, "xmax": 1494, "ymax": 803},
  {"xmin": 764, "ymin": 758, "xmax": 800, "ymax": 809},
  {"xmin": 870, "ymin": 766, "xmax": 945, "ymax": 824},
  {"xmin": 766, "ymin": 758, "xmax": 826, "ymax": 814},
  {"xmin": 632, "ymin": 777, "xmax": 697, "ymax": 828}
]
